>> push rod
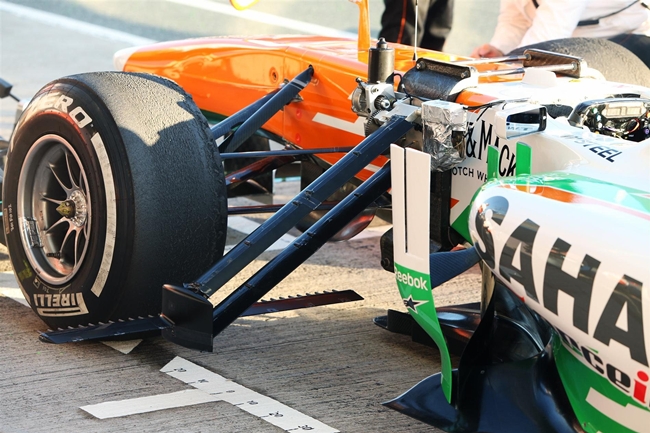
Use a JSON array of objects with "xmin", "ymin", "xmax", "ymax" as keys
[
  {"xmin": 194, "ymin": 115, "xmax": 412, "ymax": 298},
  {"xmin": 211, "ymin": 161, "xmax": 393, "ymax": 336}
]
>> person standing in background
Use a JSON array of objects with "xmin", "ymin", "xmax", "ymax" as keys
[
  {"xmin": 471, "ymin": 0, "xmax": 650, "ymax": 67},
  {"xmin": 379, "ymin": 0, "xmax": 454, "ymax": 51}
]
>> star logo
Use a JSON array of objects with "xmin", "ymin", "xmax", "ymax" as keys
[{"xmin": 403, "ymin": 295, "xmax": 428, "ymax": 314}]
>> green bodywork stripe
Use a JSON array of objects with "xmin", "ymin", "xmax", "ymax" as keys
[
  {"xmin": 487, "ymin": 146, "xmax": 499, "ymax": 180},
  {"xmin": 515, "ymin": 142, "xmax": 531, "ymax": 175},
  {"xmin": 498, "ymin": 173, "xmax": 650, "ymax": 216}
]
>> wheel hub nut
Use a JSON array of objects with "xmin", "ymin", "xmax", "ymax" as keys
[
  {"xmin": 56, "ymin": 200, "xmax": 76, "ymax": 218},
  {"xmin": 57, "ymin": 190, "xmax": 88, "ymax": 227}
]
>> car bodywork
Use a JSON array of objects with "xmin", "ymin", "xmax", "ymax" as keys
[{"xmin": 2, "ymin": 1, "xmax": 650, "ymax": 432}]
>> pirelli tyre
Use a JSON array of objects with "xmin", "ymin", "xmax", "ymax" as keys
[{"xmin": 3, "ymin": 72, "xmax": 227, "ymax": 329}]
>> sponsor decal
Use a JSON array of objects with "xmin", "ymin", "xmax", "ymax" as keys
[
  {"xmin": 16, "ymin": 259, "xmax": 33, "ymax": 282},
  {"xmin": 462, "ymin": 119, "xmax": 517, "ymax": 178},
  {"xmin": 582, "ymin": 143, "xmax": 621, "ymax": 162},
  {"xmin": 33, "ymin": 292, "xmax": 76, "ymax": 308},
  {"xmin": 451, "ymin": 165, "xmax": 487, "ymax": 182},
  {"xmin": 402, "ymin": 295, "xmax": 428, "ymax": 314},
  {"xmin": 560, "ymin": 134, "xmax": 624, "ymax": 163},
  {"xmin": 54, "ymin": 95, "xmax": 93, "ymax": 128},
  {"xmin": 395, "ymin": 268, "xmax": 429, "ymax": 291},
  {"xmin": 31, "ymin": 277, "xmax": 87, "ymax": 316},
  {"xmin": 4, "ymin": 204, "xmax": 14, "ymax": 234},
  {"xmin": 34, "ymin": 292, "xmax": 88, "ymax": 317}
]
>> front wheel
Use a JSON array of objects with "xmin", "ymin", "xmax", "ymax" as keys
[{"xmin": 3, "ymin": 72, "xmax": 228, "ymax": 328}]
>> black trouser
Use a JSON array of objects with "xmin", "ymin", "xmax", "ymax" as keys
[
  {"xmin": 379, "ymin": 0, "xmax": 454, "ymax": 51},
  {"xmin": 608, "ymin": 34, "xmax": 650, "ymax": 68}
]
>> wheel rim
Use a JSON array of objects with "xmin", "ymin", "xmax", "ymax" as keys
[{"xmin": 17, "ymin": 134, "xmax": 92, "ymax": 285}]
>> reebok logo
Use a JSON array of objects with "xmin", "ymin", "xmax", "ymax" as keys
[{"xmin": 395, "ymin": 268, "xmax": 429, "ymax": 290}]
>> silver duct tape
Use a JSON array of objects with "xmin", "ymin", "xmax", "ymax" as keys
[{"xmin": 422, "ymin": 100, "xmax": 467, "ymax": 171}]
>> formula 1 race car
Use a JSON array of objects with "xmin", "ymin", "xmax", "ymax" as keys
[{"xmin": 1, "ymin": 0, "xmax": 649, "ymax": 432}]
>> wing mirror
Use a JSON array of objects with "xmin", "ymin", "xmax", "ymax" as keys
[{"xmin": 495, "ymin": 104, "xmax": 547, "ymax": 140}]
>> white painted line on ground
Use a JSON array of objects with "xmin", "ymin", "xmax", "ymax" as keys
[
  {"xmin": 349, "ymin": 224, "xmax": 390, "ymax": 240},
  {"xmin": 100, "ymin": 339, "xmax": 143, "ymax": 355},
  {"xmin": 80, "ymin": 356, "xmax": 339, "ymax": 431},
  {"xmin": 225, "ymin": 215, "xmax": 296, "ymax": 253},
  {"xmin": 163, "ymin": 356, "xmax": 340, "ymax": 433},
  {"xmin": 0, "ymin": 286, "xmax": 28, "ymax": 307},
  {"xmin": 81, "ymin": 389, "xmax": 220, "ymax": 419},
  {"xmin": 0, "ymin": 271, "xmax": 28, "ymax": 307},
  {"xmin": 165, "ymin": 0, "xmax": 356, "ymax": 39},
  {"xmin": 0, "ymin": 1, "xmax": 156, "ymax": 46}
]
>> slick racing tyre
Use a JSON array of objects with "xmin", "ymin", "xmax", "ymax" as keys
[
  {"xmin": 509, "ymin": 37, "xmax": 650, "ymax": 87},
  {"xmin": 3, "ymin": 72, "xmax": 227, "ymax": 329}
]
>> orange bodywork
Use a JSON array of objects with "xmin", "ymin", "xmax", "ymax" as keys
[{"xmin": 123, "ymin": 35, "xmax": 509, "ymax": 179}]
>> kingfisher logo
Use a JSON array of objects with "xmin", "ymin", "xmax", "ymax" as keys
[{"xmin": 395, "ymin": 267, "xmax": 429, "ymax": 290}]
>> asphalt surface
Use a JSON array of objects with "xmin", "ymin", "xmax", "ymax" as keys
[{"xmin": 0, "ymin": 1, "xmax": 494, "ymax": 432}]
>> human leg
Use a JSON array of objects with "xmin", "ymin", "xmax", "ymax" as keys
[
  {"xmin": 379, "ymin": 0, "xmax": 434, "ymax": 47},
  {"xmin": 421, "ymin": 0, "xmax": 454, "ymax": 51}
]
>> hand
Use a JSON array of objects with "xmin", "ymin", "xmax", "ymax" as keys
[{"xmin": 470, "ymin": 44, "xmax": 504, "ymax": 58}]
